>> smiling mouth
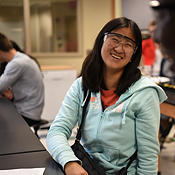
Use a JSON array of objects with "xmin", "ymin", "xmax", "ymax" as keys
[{"xmin": 111, "ymin": 53, "xmax": 123, "ymax": 60}]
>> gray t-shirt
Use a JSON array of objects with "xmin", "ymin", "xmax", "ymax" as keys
[{"xmin": 0, "ymin": 52, "xmax": 44, "ymax": 121}]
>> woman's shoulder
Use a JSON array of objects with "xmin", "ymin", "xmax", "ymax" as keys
[
  {"xmin": 68, "ymin": 76, "xmax": 84, "ymax": 96},
  {"xmin": 130, "ymin": 75, "xmax": 167, "ymax": 103},
  {"xmin": 73, "ymin": 76, "xmax": 82, "ymax": 88},
  {"xmin": 134, "ymin": 75, "xmax": 159, "ymax": 85}
]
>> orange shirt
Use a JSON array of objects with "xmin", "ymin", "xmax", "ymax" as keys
[{"xmin": 101, "ymin": 88, "xmax": 119, "ymax": 110}]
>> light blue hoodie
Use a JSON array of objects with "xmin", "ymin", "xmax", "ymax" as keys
[{"xmin": 47, "ymin": 75, "xmax": 167, "ymax": 175}]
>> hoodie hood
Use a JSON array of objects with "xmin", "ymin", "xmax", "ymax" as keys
[
  {"xmin": 114, "ymin": 75, "xmax": 167, "ymax": 125},
  {"xmin": 122, "ymin": 75, "xmax": 167, "ymax": 104}
]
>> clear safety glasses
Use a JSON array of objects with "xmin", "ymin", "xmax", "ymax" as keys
[{"xmin": 104, "ymin": 32, "xmax": 138, "ymax": 54}]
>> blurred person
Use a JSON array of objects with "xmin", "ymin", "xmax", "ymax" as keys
[
  {"xmin": 142, "ymin": 20, "xmax": 163, "ymax": 76},
  {"xmin": 152, "ymin": 43, "xmax": 163, "ymax": 76},
  {"xmin": 160, "ymin": 55, "xmax": 175, "ymax": 84},
  {"xmin": 0, "ymin": 33, "xmax": 44, "ymax": 127},
  {"xmin": 150, "ymin": 0, "xmax": 175, "ymax": 72},
  {"xmin": 150, "ymin": 2, "xmax": 175, "ymax": 174}
]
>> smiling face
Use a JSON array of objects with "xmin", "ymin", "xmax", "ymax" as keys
[{"xmin": 101, "ymin": 27, "xmax": 136, "ymax": 75}]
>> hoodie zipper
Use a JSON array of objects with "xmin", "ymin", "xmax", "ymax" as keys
[{"xmin": 95, "ymin": 110, "xmax": 104, "ymax": 144}]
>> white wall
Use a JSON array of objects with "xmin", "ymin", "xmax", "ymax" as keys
[{"xmin": 122, "ymin": 0, "xmax": 155, "ymax": 30}]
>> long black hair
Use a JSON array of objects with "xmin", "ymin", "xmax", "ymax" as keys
[{"xmin": 81, "ymin": 17, "xmax": 142, "ymax": 95}]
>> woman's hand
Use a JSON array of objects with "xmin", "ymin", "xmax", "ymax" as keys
[{"xmin": 65, "ymin": 161, "xmax": 88, "ymax": 175}]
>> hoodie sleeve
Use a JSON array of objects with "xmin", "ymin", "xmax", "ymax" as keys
[
  {"xmin": 46, "ymin": 78, "xmax": 83, "ymax": 169},
  {"xmin": 135, "ymin": 87, "xmax": 161, "ymax": 175}
]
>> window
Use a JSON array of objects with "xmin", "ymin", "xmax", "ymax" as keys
[
  {"xmin": 0, "ymin": 0, "xmax": 24, "ymax": 50},
  {"xmin": 0, "ymin": 0, "xmax": 82, "ymax": 56}
]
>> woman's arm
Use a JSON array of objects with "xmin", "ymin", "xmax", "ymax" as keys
[
  {"xmin": 136, "ymin": 88, "xmax": 160, "ymax": 175},
  {"xmin": 64, "ymin": 162, "xmax": 88, "ymax": 175},
  {"xmin": 46, "ymin": 78, "xmax": 84, "ymax": 169}
]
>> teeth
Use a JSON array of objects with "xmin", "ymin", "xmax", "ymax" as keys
[{"xmin": 111, "ymin": 54, "xmax": 122, "ymax": 60}]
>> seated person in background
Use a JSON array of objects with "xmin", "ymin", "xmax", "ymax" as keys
[
  {"xmin": 152, "ymin": 42, "xmax": 163, "ymax": 76},
  {"xmin": 142, "ymin": 20, "xmax": 163, "ymax": 76},
  {"xmin": 11, "ymin": 40, "xmax": 42, "ymax": 71},
  {"xmin": 0, "ymin": 40, "xmax": 41, "ymax": 76},
  {"xmin": 160, "ymin": 55, "xmax": 175, "ymax": 84},
  {"xmin": 0, "ymin": 33, "xmax": 44, "ymax": 126}
]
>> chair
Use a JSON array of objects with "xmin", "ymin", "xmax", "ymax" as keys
[{"xmin": 32, "ymin": 119, "xmax": 50, "ymax": 138}]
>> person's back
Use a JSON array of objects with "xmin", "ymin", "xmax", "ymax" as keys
[
  {"xmin": 0, "ymin": 33, "xmax": 44, "ymax": 125},
  {"xmin": 2, "ymin": 52, "xmax": 44, "ymax": 121}
]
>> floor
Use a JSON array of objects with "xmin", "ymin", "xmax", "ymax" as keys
[
  {"xmin": 160, "ymin": 125, "xmax": 175, "ymax": 175},
  {"xmin": 37, "ymin": 125, "xmax": 175, "ymax": 175}
]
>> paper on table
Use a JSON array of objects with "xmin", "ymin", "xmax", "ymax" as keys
[
  {"xmin": 0, "ymin": 168, "xmax": 45, "ymax": 175},
  {"xmin": 149, "ymin": 76, "xmax": 170, "ymax": 84}
]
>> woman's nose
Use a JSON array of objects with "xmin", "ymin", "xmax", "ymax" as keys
[{"xmin": 114, "ymin": 42, "xmax": 124, "ymax": 52}]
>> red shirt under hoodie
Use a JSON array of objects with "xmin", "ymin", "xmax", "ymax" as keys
[{"xmin": 101, "ymin": 88, "xmax": 119, "ymax": 110}]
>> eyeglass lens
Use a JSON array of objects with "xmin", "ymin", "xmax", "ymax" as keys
[{"xmin": 105, "ymin": 33, "xmax": 136, "ymax": 53}]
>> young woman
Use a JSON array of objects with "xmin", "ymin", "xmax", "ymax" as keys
[{"xmin": 47, "ymin": 17, "xmax": 167, "ymax": 175}]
